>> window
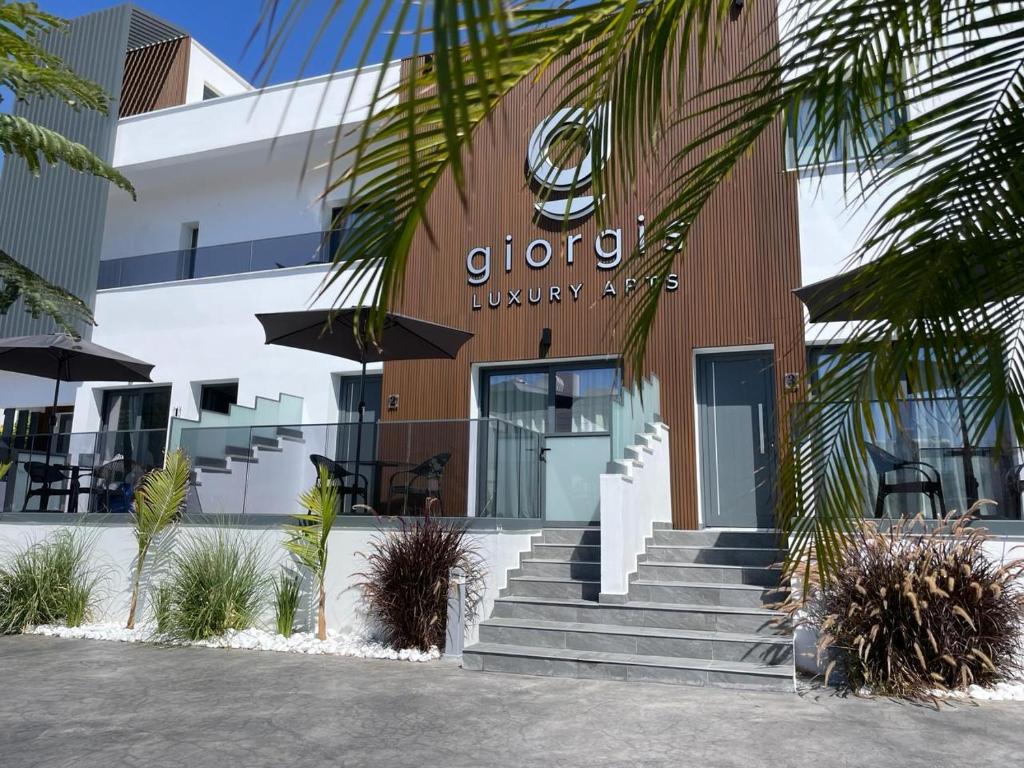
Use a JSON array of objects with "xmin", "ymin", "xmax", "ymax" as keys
[
  {"xmin": 179, "ymin": 223, "xmax": 199, "ymax": 279},
  {"xmin": 786, "ymin": 85, "xmax": 906, "ymax": 170},
  {"xmin": 199, "ymin": 382, "xmax": 238, "ymax": 415},
  {"xmin": 202, "ymin": 84, "xmax": 220, "ymax": 100},
  {"xmin": 324, "ymin": 202, "xmax": 393, "ymax": 264},
  {"xmin": 101, "ymin": 387, "xmax": 172, "ymax": 432},
  {"xmin": 482, "ymin": 362, "xmax": 621, "ymax": 434}
]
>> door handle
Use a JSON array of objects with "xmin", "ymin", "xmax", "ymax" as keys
[
  {"xmin": 757, "ymin": 403, "xmax": 766, "ymax": 455},
  {"xmin": 539, "ymin": 447, "xmax": 550, "ymax": 462}
]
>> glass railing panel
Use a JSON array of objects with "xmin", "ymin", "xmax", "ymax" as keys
[
  {"xmin": 478, "ymin": 419, "xmax": 544, "ymax": 519},
  {"xmin": 543, "ymin": 433, "xmax": 610, "ymax": 523},
  {"xmin": 97, "ymin": 230, "xmax": 345, "ymax": 290},
  {"xmin": 0, "ymin": 429, "xmax": 167, "ymax": 513},
  {"xmin": 250, "ymin": 231, "xmax": 328, "ymax": 271}
]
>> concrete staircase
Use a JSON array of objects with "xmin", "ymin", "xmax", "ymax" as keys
[{"xmin": 463, "ymin": 525, "xmax": 794, "ymax": 691}]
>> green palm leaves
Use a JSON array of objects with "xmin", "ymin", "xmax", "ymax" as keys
[
  {"xmin": 283, "ymin": 466, "xmax": 340, "ymax": 640},
  {"xmin": 126, "ymin": 450, "xmax": 191, "ymax": 629},
  {"xmin": 258, "ymin": 1, "xmax": 1024, "ymax": 577}
]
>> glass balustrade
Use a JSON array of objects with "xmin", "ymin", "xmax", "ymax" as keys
[
  {"xmin": 0, "ymin": 429, "xmax": 167, "ymax": 513},
  {"xmin": 172, "ymin": 418, "xmax": 544, "ymax": 521},
  {"xmin": 96, "ymin": 230, "xmax": 367, "ymax": 290}
]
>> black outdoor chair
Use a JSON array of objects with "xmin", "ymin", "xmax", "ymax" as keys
[
  {"xmin": 1005, "ymin": 461, "xmax": 1024, "ymax": 520},
  {"xmin": 21, "ymin": 461, "xmax": 77, "ymax": 512},
  {"xmin": 86, "ymin": 455, "xmax": 132, "ymax": 514},
  {"xmin": 309, "ymin": 454, "xmax": 370, "ymax": 512},
  {"xmin": 866, "ymin": 443, "xmax": 946, "ymax": 520},
  {"xmin": 388, "ymin": 452, "xmax": 451, "ymax": 515}
]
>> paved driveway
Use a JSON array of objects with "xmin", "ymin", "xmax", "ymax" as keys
[{"xmin": 0, "ymin": 635, "xmax": 1019, "ymax": 768}]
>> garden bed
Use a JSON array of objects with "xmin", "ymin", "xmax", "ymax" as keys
[{"xmin": 28, "ymin": 623, "xmax": 441, "ymax": 662}]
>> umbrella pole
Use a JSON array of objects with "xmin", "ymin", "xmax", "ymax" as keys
[
  {"xmin": 41, "ymin": 362, "xmax": 61, "ymax": 511},
  {"xmin": 354, "ymin": 356, "xmax": 366, "ymax": 493}
]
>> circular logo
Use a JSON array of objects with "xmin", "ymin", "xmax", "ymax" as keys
[{"xmin": 526, "ymin": 105, "xmax": 610, "ymax": 222}]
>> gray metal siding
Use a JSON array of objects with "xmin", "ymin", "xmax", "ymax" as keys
[{"xmin": 0, "ymin": 5, "xmax": 133, "ymax": 339}]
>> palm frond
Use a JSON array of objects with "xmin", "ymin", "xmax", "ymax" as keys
[
  {"xmin": 0, "ymin": 249, "xmax": 95, "ymax": 334},
  {"xmin": 133, "ymin": 449, "xmax": 191, "ymax": 549},
  {"xmin": 283, "ymin": 466, "xmax": 340, "ymax": 579},
  {"xmin": 259, "ymin": 0, "xmax": 1024, "ymax": 581},
  {"xmin": 0, "ymin": 114, "xmax": 135, "ymax": 197}
]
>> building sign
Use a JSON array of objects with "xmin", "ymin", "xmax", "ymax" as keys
[{"xmin": 467, "ymin": 106, "xmax": 678, "ymax": 310}]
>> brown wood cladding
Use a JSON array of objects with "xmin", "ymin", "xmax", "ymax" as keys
[
  {"xmin": 382, "ymin": 7, "xmax": 805, "ymax": 530},
  {"xmin": 120, "ymin": 37, "xmax": 189, "ymax": 117}
]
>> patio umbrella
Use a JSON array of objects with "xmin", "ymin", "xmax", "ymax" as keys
[
  {"xmin": 0, "ymin": 333, "xmax": 154, "ymax": 505},
  {"xmin": 793, "ymin": 270, "xmax": 981, "ymax": 507},
  {"xmin": 256, "ymin": 308, "xmax": 473, "ymax": 467}
]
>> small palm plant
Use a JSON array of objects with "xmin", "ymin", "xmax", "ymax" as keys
[
  {"xmin": 0, "ymin": 462, "xmax": 10, "ymax": 481},
  {"xmin": 126, "ymin": 449, "xmax": 190, "ymax": 629},
  {"xmin": 283, "ymin": 466, "xmax": 339, "ymax": 641}
]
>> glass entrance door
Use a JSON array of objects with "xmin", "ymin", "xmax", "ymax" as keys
[{"xmin": 482, "ymin": 362, "xmax": 619, "ymax": 523}]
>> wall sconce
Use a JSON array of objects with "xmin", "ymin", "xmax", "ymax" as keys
[
  {"xmin": 729, "ymin": 1, "xmax": 744, "ymax": 21},
  {"xmin": 539, "ymin": 327, "xmax": 552, "ymax": 358}
]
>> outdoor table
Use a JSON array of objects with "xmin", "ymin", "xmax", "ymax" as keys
[{"xmin": 338, "ymin": 459, "xmax": 416, "ymax": 511}]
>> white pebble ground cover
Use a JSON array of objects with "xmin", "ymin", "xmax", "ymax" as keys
[
  {"xmin": 29, "ymin": 623, "xmax": 441, "ymax": 662},
  {"xmin": 933, "ymin": 681, "xmax": 1024, "ymax": 702}
]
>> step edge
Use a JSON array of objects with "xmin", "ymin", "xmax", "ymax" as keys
[
  {"xmin": 462, "ymin": 644, "xmax": 794, "ymax": 677},
  {"xmin": 479, "ymin": 618, "xmax": 793, "ymax": 644}
]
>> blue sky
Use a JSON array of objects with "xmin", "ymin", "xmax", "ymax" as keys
[{"xmin": 42, "ymin": 1, "xmax": 416, "ymax": 85}]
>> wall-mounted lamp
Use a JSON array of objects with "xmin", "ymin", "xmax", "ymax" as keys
[
  {"xmin": 729, "ymin": 0, "xmax": 744, "ymax": 21},
  {"xmin": 539, "ymin": 327, "xmax": 552, "ymax": 358}
]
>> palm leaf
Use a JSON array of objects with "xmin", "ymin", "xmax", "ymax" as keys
[
  {"xmin": 0, "ymin": 249, "xmax": 95, "ymax": 333},
  {"xmin": 283, "ymin": 466, "xmax": 340, "ymax": 579},
  {"xmin": 133, "ymin": 449, "xmax": 191, "ymax": 549},
  {"xmin": 259, "ymin": 0, "xmax": 1024, "ymax": 581},
  {"xmin": 0, "ymin": 115, "xmax": 135, "ymax": 197}
]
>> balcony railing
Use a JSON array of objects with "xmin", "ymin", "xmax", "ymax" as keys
[
  {"xmin": 0, "ymin": 428, "xmax": 168, "ymax": 513},
  {"xmin": 96, "ymin": 229, "xmax": 356, "ymax": 290},
  {"xmin": 172, "ymin": 418, "xmax": 545, "ymax": 521}
]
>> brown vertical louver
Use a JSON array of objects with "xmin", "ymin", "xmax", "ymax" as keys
[
  {"xmin": 380, "ymin": 2, "xmax": 805, "ymax": 530},
  {"xmin": 120, "ymin": 37, "xmax": 190, "ymax": 117}
]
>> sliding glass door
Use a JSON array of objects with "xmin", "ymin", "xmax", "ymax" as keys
[{"xmin": 482, "ymin": 361, "xmax": 620, "ymax": 523}]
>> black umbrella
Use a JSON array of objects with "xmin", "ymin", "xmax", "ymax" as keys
[
  {"xmin": 256, "ymin": 309, "xmax": 473, "ymax": 469},
  {"xmin": 0, "ymin": 333, "xmax": 154, "ymax": 505}
]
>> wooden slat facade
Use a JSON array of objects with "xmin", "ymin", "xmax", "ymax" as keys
[
  {"xmin": 120, "ymin": 37, "xmax": 189, "ymax": 118},
  {"xmin": 382, "ymin": 6, "xmax": 804, "ymax": 530}
]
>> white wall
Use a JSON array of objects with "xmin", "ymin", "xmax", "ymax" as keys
[
  {"xmin": 113, "ymin": 62, "xmax": 400, "ymax": 169},
  {"xmin": 186, "ymin": 40, "xmax": 252, "ymax": 103},
  {"xmin": 74, "ymin": 264, "xmax": 379, "ymax": 433},
  {"xmin": 599, "ymin": 422, "xmax": 672, "ymax": 597},
  {"xmin": 101, "ymin": 137, "xmax": 345, "ymax": 261},
  {"xmin": 0, "ymin": 519, "xmax": 537, "ymax": 646}
]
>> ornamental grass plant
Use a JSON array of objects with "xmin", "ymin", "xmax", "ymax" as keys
[
  {"xmin": 359, "ymin": 515, "xmax": 484, "ymax": 651},
  {"xmin": 789, "ymin": 509, "xmax": 1024, "ymax": 698},
  {"xmin": 159, "ymin": 529, "xmax": 270, "ymax": 641},
  {"xmin": 0, "ymin": 529, "xmax": 102, "ymax": 633},
  {"xmin": 273, "ymin": 567, "xmax": 302, "ymax": 638}
]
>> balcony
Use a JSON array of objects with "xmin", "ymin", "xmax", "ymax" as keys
[{"xmin": 97, "ymin": 230, "xmax": 354, "ymax": 290}]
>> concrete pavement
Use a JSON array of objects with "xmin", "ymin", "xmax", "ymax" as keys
[{"xmin": 0, "ymin": 635, "xmax": 1018, "ymax": 768}]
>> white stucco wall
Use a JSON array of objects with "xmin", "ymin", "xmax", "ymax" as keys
[
  {"xmin": 0, "ymin": 519, "xmax": 537, "ymax": 646},
  {"xmin": 599, "ymin": 422, "xmax": 672, "ymax": 597},
  {"xmin": 186, "ymin": 40, "xmax": 252, "ymax": 103},
  {"xmin": 71, "ymin": 264, "xmax": 378, "ymax": 434},
  {"xmin": 113, "ymin": 62, "xmax": 400, "ymax": 169}
]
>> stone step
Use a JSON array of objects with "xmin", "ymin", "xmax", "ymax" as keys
[
  {"xmin": 539, "ymin": 527, "xmax": 601, "ymax": 546},
  {"xmin": 635, "ymin": 562, "xmax": 783, "ymax": 588},
  {"xmin": 642, "ymin": 545, "xmax": 783, "ymax": 567},
  {"xmin": 628, "ymin": 580, "xmax": 787, "ymax": 609},
  {"xmin": 516, "ymin": 559, "xmax": 601, "ymax": 581},
  {"xmin": 490, "ymin": 596, "xmax": 789, "ymax": 635},
  {"xmin": 502, "ymin": 576, "xmax": 600, "ymax": 601},
  {"xmin": 477, "ymin": 619, "xmax": 792, "ymax": 665},
  {"xmin": 530, "ymin": 543, "xmax": 602, "ymax": 562},
  {"xmin": 462, "ymin": 644, "xmax": 793, "ymax": 691},
  {"xmin": 652, "ymin": 529, "xmax": 782, "ymax": 549},
  {"xmin": 194, "ymin": 457, "xmax": 229, "ymax": 472}
]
